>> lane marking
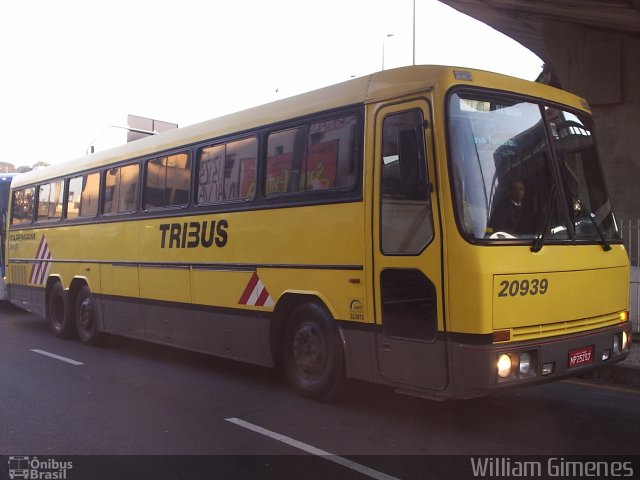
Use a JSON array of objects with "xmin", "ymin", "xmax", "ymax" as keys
[
  {"xmin": 562, "ymin": 378, "xmax": 640, "ymax": 395},
  {"xmin": 225, "ymin": 417, "xmax": 399, "ymax": 480},
  {"xmin": 31, "ymin": 349, "xmax": 84, "ymax": 366}
]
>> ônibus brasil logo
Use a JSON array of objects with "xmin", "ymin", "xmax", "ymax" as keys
[{"xmin": 8, "ymin": 456, "xmax": 73, "ymax": 480}]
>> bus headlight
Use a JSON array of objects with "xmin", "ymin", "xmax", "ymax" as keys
[
  {"xmin": 622, "ymin": 331, "xmax": 630, "ymax": 351},
  {"xmin": 497, "ymin": 354, "xmax": 512, "ymax": 378},
  {"xmin": 519, "ymin": 352, "xmax": 531, "ymax": 375}
]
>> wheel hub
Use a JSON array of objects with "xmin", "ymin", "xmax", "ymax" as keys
[
  {"xmin": 292, "ymin": 323, "xmax": 326, "ymax": 379},
  {"xmin": 78, "ymin": 298, "xmax": 93, "ymax": 329}
]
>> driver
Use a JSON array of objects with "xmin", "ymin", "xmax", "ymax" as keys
[{"xmin": 489, "ymin": 180, "xmax": 532, "ymax": 235}]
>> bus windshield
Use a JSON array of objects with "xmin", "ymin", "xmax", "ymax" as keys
[{"xmin": 448, "ymin": 92, "xmax": 620, "ymax": 244}]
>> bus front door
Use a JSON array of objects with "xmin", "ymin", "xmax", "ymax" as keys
[{"xmin": 372, "ymin": 100, "xmax": 447, "ymax": 391}]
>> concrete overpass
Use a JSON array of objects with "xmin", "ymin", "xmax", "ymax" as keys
[{"xmin": 439, "ymin": 0, "xmax": 640, "ymax": 221}]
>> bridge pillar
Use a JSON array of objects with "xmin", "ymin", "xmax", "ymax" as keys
[{"xmin": 542, "ymin": 20, "xmax": 640, "ymax": 220}]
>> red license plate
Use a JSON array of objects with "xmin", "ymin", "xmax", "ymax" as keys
[{"xmin": 568, "ymin": 346, "xmax": 593, "ymax": 368}]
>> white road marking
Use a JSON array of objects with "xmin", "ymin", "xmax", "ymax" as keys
[
  {"xmin": 31, "ymin": 349, "xmax": 84, "ymax": 366},
  {"xmin": 225, "ymin": 417, "xmax": 400, "ymax": 480}
]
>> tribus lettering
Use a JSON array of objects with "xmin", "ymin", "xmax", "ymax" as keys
[{"xmin": 159, "ymin": 220, "xmax": 228, "ymax": 249}]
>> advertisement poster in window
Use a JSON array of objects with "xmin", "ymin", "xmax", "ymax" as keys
[
  {"xmin": 266, "ymin": 153, "xmax": 294, "ymax": 194},
  {"xmin": 238, "ymin": 158, "xmax": 256, "ymax": 199},
  {"xmin": 306, "ymin": 139, "xmax": 338, "ymax": 190}
]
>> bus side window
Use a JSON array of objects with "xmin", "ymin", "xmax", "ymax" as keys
[
  {"xmin": 197, "ymin": 145, "xmax": 225, "ymax": 204},
  {"xmin": 67, "ymin": 172, "xmax": 100, "ymax": 219},
  {"xmin": 67, "ymin": 176, "xmax": 82, "ymax": 219},
  {"xmin": 196, "ymin": 137, "xmax": 257, "ymax": 205},
  {"xmin": 266, "ymin": 114, "xmax": 360, "ymax": 197},
  {"xmin": 306, "ymin": 115, "xmax": 358, "ymax": 191},
  {"xmin": 104, "ymin": 164, "xmax": 140, "ymax": 215},
  {"xmin": 225, "ymin": 137, "xmax": 257, "ymax": 200},
  {"xmin": 144, "ymin": 153, "xmax": 190, "ymax": 209},
  {"xmin": 36, "ymin": 181, "xmax": 63, "ymax": 222},
  {"xmin": 266, "ymin": 127, "xmax": 307, "ymax": 195},
  {"xmin": 11, "ymin": 188, "xmax": 35, "ymax": 225}
]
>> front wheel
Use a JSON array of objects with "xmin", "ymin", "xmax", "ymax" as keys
[
  {"xmin": 47, "ymin": 282, "xmax": 75, "ymax": 339},
  {"xmin": 75, "ymin": 285, "xmax": 108, "ymax": 346},
  {"xmin": 283, "ymin": 302, "xmax": 345, "ymax": 401}
]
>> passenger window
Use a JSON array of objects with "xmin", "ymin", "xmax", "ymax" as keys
[
  {"xmin": 197, "ymin": 137, "xmax": 257, "ymax": 204},
  {"xmin": 67, "ymin": 177, "xmax": 82, "ymax": 218},
  {"xmin": 380, "ymin": 109, "xmax": 433, "ymax": 254},
  {"xmin": 306, "ymin": 115, "xmax": 358, "ymax": 191},
  {"xmin": 104, "ymin": 164, "xmax": 140, "ymax": 214},
  {"xmin": 265, "ymin": 113, "xmax": 359, "ymax": 197},
  {"xmin": 67, "ymin": 172, "xmax": 100, "ymax": 218},
  {"xmin": 266, "ymin": 127, "xmax": 306, "ymax": 195},
  {"xmin": 225, "ymin": 138, "xmax": 257, "ymax": 200},
  {"xmin": 144, "ymin": 153, "xmax": 190, "ymax": 209},
  {"xmin": 11, "ymin": 188, "xmax": 35, "ymax": 225},
  {"xmin": 197, "ymin": 145, "xmax": 224, "ymax": 203},
  {"xmin": 36, "ymin": 181, "xmax": 63, "ymax": 222}
]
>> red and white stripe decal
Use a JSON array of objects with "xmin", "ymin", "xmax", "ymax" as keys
[
  {"xmin": 238, "ymin": 272, "xmax": 274, "ymax": 307},
  {"xmin": 29, "ymin": 236, "xmax": 52, "ymax": 285}
]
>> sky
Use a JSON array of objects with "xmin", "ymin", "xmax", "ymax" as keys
[{"xmin": 0, "ymin": 0, "xmax": 542, "ymax": 167}]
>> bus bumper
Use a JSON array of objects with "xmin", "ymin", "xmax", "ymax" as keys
[{"xmin": 450, "ymin": 322, "xmax": 632, "ymax": 399}]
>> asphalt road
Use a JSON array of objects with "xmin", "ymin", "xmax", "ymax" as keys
[{"xmin": 1, "ymin": 303, "xmax": 639, "ymax": 479}]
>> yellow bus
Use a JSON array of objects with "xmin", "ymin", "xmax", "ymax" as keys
[{"xmin": 5, "ymin": 65, "xmax": 632, "ymax": 400}]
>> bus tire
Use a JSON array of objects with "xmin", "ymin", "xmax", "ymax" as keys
[
  {"xmin": 47, "ymin": 281, "xmax": 75, "ymax": 339},
  {"xmin": 75, "ymin": 285, "xmax": 107, "ymax": 346},
  {"xmin": 283, "ymin": 302, "xmax": 345, "ymax": 401}
]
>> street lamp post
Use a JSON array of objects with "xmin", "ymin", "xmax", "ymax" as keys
[
  {"xmin": 412, "ymin": 0, "xmax": 416, "ymax": 65},
  {"xmin": 382, "ymin": 33, "xmax": 394, "ymax": 71},
  {"xmin": 85, "ymin": 125, "xmax": 157, "ymax": 155}
]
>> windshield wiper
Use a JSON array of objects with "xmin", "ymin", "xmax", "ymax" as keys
[
  {"xmin": 571, "ymin": 194, "xmax": 612, "ymax": 251},
  {"xmin": 531, "ymin": 184, "xmax": 557, "ymax": 253}
]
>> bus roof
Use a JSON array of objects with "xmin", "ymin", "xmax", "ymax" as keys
[{"xmin": 12, "ymin": 64, "xmax": 586, "ymax": 189}]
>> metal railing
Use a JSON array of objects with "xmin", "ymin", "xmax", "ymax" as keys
[
  {"xmin": 620, "ymin": 219, "xmax": 640, "ymax": 267},
  {"xmin": 631, "ymin": 268, "xmax": 640, "ymax": 335},
  {"xmin": 620, "ymin": 219, "xmax": 640, "ymax": 334}
]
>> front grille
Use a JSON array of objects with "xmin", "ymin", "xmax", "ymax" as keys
[{"xmin": 511, "ymin": 312, "xmax": 624, "ymax": 341}]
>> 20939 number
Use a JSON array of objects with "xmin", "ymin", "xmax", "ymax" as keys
[{"xmin": 498, "ymin": 278, "xmax": 549, "ymax": 297}]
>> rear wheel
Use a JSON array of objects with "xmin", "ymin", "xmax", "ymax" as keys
[
  {"xmin": 75, "ymin": 285, "xmax": 108, "ymax": 345},
  {"xmin": 47, "ymin": 282, "xmax": 75, "ymax": 338},
  {"xmin": 283, "ymin": 302, "xmax": 345, "ymax": 401}
]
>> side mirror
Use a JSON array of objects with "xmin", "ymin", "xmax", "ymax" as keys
[{"xmin": 398, "ymin": 128, "xmax": 427, "ymax": 187}]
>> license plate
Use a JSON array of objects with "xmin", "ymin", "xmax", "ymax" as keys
[{"xmin": 568, "ymin": 346, "xmax": 593, "ymax": 368}]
